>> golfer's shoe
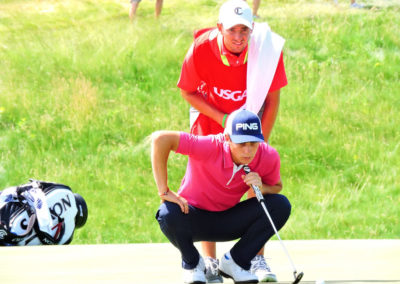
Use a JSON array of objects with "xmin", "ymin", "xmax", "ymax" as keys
[
  {"xmin": 183, "ymin": 256, "xmax": 206, "ymax": 284},
  {"xmin": 250, "ymin": 255, "xmax": 277, "ymax": 282},
  {"xmin": 219, "ymin": 252, "xmax": 258, "ymax": 283},
  {"xmin": 204, "ymin": 257, "xmax": 223, "ymax": 283}
]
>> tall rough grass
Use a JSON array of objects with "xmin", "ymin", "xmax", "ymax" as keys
[{"xmin": 0, "ymin": 0, "xmax": 399, "ymax": 243}]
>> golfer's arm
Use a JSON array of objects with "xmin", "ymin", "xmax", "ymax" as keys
[
  {"xmin": 261, "ymin": 90, "xmax": 280, "ymax": 142},
  {"xmin": 151, "ymin": 131, "xmax": 180, "ymax": 194},
  {"xmin": 180, "ymin": 89, "xmax": 226, "ymax": 126},
  {"xmin": 261, "ymin": 180, "xmax": 283, "ymax": 194}
]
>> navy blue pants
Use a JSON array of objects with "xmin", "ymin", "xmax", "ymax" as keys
[{"xmin": 155, "ymin": 194, "xmax": 291, "ymax": 270}]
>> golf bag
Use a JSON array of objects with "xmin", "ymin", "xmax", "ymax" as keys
[{"xmin": 0, "ymin": 179, "xmax": 88, "ymax": 246}]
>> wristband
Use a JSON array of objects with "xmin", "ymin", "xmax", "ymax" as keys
[
  {"xmin": 158, "ymin": 188, "xmax": 170, "ymax": 197},
  {"xmin": 222, "ymin": 114, "xmax": 228, "ymax": 128}
]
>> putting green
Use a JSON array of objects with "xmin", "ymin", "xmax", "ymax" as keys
[{"xmin": 0, "ymin": 240, "xmax": 399, "ymax": 283}]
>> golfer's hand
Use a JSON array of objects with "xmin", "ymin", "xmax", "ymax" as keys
[
  {"xmin": 161, "ymin": 191, "xmax": 189, "ymax": 214},
  {"xmin": 242, "ymin": 172, "xmax": 262, "ymax": 189}
]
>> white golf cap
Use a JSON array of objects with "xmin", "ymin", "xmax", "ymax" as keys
[{"xmin": 219, "ymin": 0, "xmax": 253, "ymax": 30}]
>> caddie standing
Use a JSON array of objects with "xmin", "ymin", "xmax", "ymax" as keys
[{"xmin": 177, "ymin": 0, "xmax": 287, "ymax": 282}]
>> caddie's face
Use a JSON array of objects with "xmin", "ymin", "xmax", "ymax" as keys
[
  {"xmin": 217, "ymin": 23, "xmax": 252, "ymax": 55},
  {"xmin": 227, "ymin": 135, "xmax": 260, "ymax": 165}
]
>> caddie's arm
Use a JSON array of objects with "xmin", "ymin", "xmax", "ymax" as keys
[
  {"xmin": 181, "ymin": 89, "xmax": 226, "ymax": 127},
  {"xmin": 151, "ymin": 131, "xmax": 189, "ymax": 214},
  {"xmin": 261, "ymin": 89, "xmax": 280, "ymax": 142}
]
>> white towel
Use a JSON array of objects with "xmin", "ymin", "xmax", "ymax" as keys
[
  {"xmin": 23, "ymin": 181, "xmax": 53, "ymax": 234},
  {"xmin": 245, "ymin": 22, "xmax": 285, "ymax": 114}
]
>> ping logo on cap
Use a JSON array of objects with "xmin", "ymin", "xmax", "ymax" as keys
[
  {"xmin": 236, "ymin": 123, "xmax": 259, "ymax": 131},
  {"xmin": 234, "ymin": 7, "xmax": 243, "ymax": 15},
  {"xmin": 225, "ymin": 109, "xmax": 264, "ymax": 143}
]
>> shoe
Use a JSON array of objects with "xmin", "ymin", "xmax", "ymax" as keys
[
  {"xmin": 250, "ymin": 255, "xmax": 277, "ymax": 282},
  {"xmin": 205, "ymin": 257, "xmax": 223, "ymax": 283},
  {"xmin": 350, "ymin": 2, "xmax": 365, "ymax": 8},
  {"xmin": 183, "ymin": 256, "xmax": 206, "ymax": 284},
  {"xmin": 219, "ymin": 252, "xmax": 258, "ymax": 283}
]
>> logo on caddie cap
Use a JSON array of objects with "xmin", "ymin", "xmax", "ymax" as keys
[
  {"xmin": 219, "ymin": 0, "xmax": 253, "ymax": 30},
  {"xmin": 234, "ymin": 7, "xmax": 243, "ymax": 15}
]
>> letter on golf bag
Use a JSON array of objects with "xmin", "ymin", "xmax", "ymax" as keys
[{"xmin": 0, "ymin": 180, "xmax": 88, "ymax": 246}]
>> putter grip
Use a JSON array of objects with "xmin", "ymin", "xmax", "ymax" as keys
[{"xmin": 243, "ymin": 166, "xmax": 264, "ymax": 202}]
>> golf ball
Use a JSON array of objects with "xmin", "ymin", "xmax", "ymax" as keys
[{"xmin": 315, "ymin": 280, "xmax": 325, "ymax": 284}]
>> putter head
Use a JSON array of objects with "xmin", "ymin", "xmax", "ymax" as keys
[{"xmin": 292, "ymin": 271, "xmax": 304, "ymax": 284}]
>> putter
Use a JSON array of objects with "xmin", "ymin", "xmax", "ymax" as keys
[{"xmin": 243, "ymin": 166, "xmax": 304, "ymax": 284}]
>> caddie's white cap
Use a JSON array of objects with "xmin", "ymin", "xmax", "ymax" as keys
[{"xmin": 219, "ymin": 0, "xmax": 253, "ymax": 30}]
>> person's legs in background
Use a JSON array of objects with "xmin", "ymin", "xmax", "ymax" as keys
[
  {"xmin": 129, "ymin": 0, "xmax": 141, "ymax": 20},
  {"xmin": 252, "ymin": 0, "xmax": 261, "ymax": 18},
  {"xmin": 155, "ymin": 0, "xmax": 163, "ymax": 18},
  {"xmin": 129, "ymin": 0, "xmax": 163, "ymax": 20},
  {"xmin": 243, "ymin": 0, "xmax": 261, "ymax": 18},
  {"xmin": 350, "ymin": 0, "xmax": 365, "ymax": 8}
]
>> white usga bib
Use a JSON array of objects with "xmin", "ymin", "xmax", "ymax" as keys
[{"xmin": 0, "ymin": 180, "xmax": 88, "ymax": 246}]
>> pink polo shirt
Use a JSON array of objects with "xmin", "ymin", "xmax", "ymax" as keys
[{"xmin": 176, "ymin": 132, "xmax": 281, "ymax": 212}]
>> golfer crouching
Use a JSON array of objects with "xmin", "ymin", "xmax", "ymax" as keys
[{"xmin": 151, "ymin": 109, "xmax": 291, "ymax": 284}]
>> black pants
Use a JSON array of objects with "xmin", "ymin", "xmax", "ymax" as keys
[{"xmin": 156, "ymin": 194, "xmax": 291, "ymax": 270}]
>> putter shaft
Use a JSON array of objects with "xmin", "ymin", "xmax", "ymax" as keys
[{"xmin": 243, "ymin": 166, "xmax": 303, "ymax": 283}]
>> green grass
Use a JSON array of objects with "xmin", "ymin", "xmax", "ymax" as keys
[{"xmin": 0, "ymin": 0, "xmax": 399, "ymax": 243}]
